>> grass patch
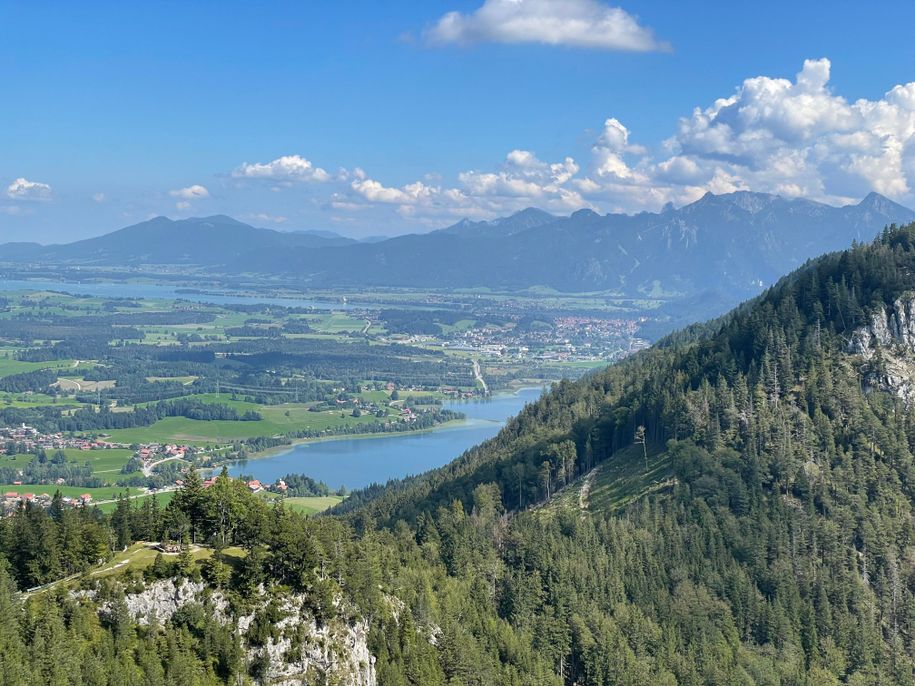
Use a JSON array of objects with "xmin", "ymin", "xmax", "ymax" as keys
[
  {"xmin": 280, "ymin": 495, "xmax": 344, "ymax": 515},
  {"xmin": 0, "ymin": 392, "xmax": 82, "ymax": 408},
  {"xmin": 308, "ymin": 313, "xmax": 369, "ymax": 333},
  {"xmin": 0, "ymin": 448, "xmax": 135, "ymax": 481},
  {"xmin": 67, "ymin": 448, "xmax": 135, "ymax": 476},
  {"xmin": 0, "ymin": 453, "xmax": 36, "ymax": 469},
  {"xmin": 0, "ymin": 358, "xmax": 77, "ymax": 378},
  {"xmin": 586, "ymin": 444, "xmax": 673, "ymax": 514},
  {"xmin": 90, "ymin": 540, "xmax": 237, "ymax": 579},
  {"xmin": 95, "ymin": 490, "xmax": 176, "ymax": 514}
]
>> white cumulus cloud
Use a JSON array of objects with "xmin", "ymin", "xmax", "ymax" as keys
[
  {"xmin": 233, "ymin": 155, "xmax": 330, "ymax": 182},
  {"xmin": 169, "ymin": 184, "xmax": 210, "ymax": 201},
  {"xmin": 226, "ymin": 60, "xmax": 915, "ymax": 228},
  {"xmin": 563, "ymin": 58, "xmax": 915, "ymax": 212},
  {"xmin": 460, "ymin": 150, "xmax": 584, "ymax": 206},
  {"xmin": 347, "ymin": 150, "xmax": 590, "ymax": 224},
  {"xmin": 426, "ymin": 0, "xmax": 667, "ymax": 52},
  {"xmin": 662, "ymin": 58, "xmax": 915, "ymax": 202},
  {"xmin": 351, "ymin": 178, "xmax": 441, "ymax": 206},
  {"xmin": 6, "ymin": 178, "xmax": 52, "ymax": 201}
]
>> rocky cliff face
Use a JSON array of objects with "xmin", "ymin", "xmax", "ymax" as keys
[
  {"xmin": 848, "ymin": 294, "xmax": 915, "ymax": 401},
  {"xmin": 92, "ymin": 578, "xmax": 376, "ymax": 686}
]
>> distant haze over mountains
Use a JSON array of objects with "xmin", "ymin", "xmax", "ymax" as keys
[
  {"xmin": 0, "ymin": 215, "xmax": 359, "ymax": 266},
  {"xmin": 2, "ymin": 191, "xmax": 913, "ymax": 317}
]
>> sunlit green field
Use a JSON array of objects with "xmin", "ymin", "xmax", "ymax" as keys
[
  {"xmin": 307, "ymin": 313, "xmax": 370, "ymax": 333},
  {"xmin": 95, "ymin": 490, "xmax": 175, "ymax": 514},
  {"xmin": 105, "ymin": 403, "xmax": 387, "ymax": 445},
  {"xmin": 0, "ymin": 357, "xmax": 78, "ymax": 378},
  {"xmin": 0, "ymin": 448, "xmax": 136, "ymax": 480},
  {"xmin": 280, "ymin": 495, "xmax": 344, "ymax": 515},
  {"xmin": 66, "ymin": 448, "xmax": 135, "ymax": 476},
  {"xmin": 0, "ymin": 453, "xmax": 36, "ymax": 469}
]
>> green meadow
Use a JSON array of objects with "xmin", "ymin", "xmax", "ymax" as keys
[
  {"xmin": 108, "ymin": 393, "xmax": 395, "ymax": 445},
  {"xmin": 0, "ymin": 448, "xmax": 136, "ymax": 481},
  {"xmin": 279, "ymin": 495, "xmax": 344, "ymax": 515},
  {"xmin": 95, "ymin": 490, "xmax": 176, "ymax": 514},
  {"xmin": 0, "ymin": 357, "xmax": 77, "ymax": 378}
]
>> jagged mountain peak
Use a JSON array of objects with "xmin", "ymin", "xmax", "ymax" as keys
[
  {"xmin": 438, "ymin": 206, "xmax": 557, "ymax": 237},
  {"xmin": 496, "ymin": 207, "xmax": 555, "ymax": 224},
  {"xmin": 855, "ymin": 191, "xmax": 912, "ymax": 217}
]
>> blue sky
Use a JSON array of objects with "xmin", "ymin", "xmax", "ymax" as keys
[{"xmin": 3, "ymin": 0, "xmax": 915, "ymax": 242}]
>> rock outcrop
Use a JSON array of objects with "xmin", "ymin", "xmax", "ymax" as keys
[
  {"xmin": 122, "ymin": 578, "xmax": 208, "ymax": 623},
  {"xmin": 848, "ymin": 294, "xmax": 915, "ymax": 401},
  {"xmin": 99, "ymin": 578, "xmax": 376, "ymax": 686}
]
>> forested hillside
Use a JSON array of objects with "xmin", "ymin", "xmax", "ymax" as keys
[
  {"xmin": 5, "ymin": 225, "xmax": 915, "ymax": 683},
  {"xmin": 333, "ymin": 222, "xmax": 915, "ymax": 683}
]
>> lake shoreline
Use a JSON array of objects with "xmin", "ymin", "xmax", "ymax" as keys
[
  {"xmin": 224, "ymin": 386, "xmax": 547, "ymax": 488},
  {"xmin": 236, "ymin": 384, "xmax": 545, "ymax": 462},
  {"xmin": 237, "ymin": 416, "xmax": 480, "ymax": 462}
]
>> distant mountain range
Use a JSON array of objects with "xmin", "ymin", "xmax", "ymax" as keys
[
  {"xmin": 3, "ymin": 191, "xmax": 914, "ymax": 311},
  {"xmin": 0, "ymin": 215, "xmax": 358, "ymax": 266}
]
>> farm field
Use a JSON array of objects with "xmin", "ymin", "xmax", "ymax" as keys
[
  {"xmin": 0, "ymin": 357, "xmax": 77, "ymax": 378},
  {"xmin": 0, "ymin": 284, "xmax": 638, "ymax": 508},
  {"xmin": 68, "ymin": 448, "xmax": 135, "ymax": 476},
  {"xmin": 0, "ymin": 448, "xmax": 136, "ymax": 480}
]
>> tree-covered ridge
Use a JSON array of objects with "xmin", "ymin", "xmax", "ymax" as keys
[{"xmin": 331, "ymin": 222, "xmax": 915, "ymax": 682}]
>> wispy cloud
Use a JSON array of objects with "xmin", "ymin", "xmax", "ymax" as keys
[
  {"xmin": 169, "ymin": 184, "xmax": 210, "ymax": 201},
  {"xmin": 169, "ymin": 184, "xmax": 209, "ymax": 211}
]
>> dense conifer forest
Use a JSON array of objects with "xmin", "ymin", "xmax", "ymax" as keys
[{"xmin": 3, "ymin": 226, "xmax": 915, "ymax": 683}]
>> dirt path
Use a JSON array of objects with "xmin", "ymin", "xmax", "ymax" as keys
[
  {"xmin": 23, "ymin": 540, "xmax": 205, "ymax": 597},
  {"xmin": 92, "ymin": 486, "xmax": 178, "ymax": 507},
  {"xmin": 142, "ymin": 456, "xmax": 185, "ymax": 477},
  {"xmin": 472, "ymin": 359, "xmax": 489, "ymax": 395},
  {"xmin": 579, "ymin": 467, "xmax": 598, "ymax": 512},
  {"xmin": 361, "ymin": 319, "xmax": 371, "ymax": 335}
]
